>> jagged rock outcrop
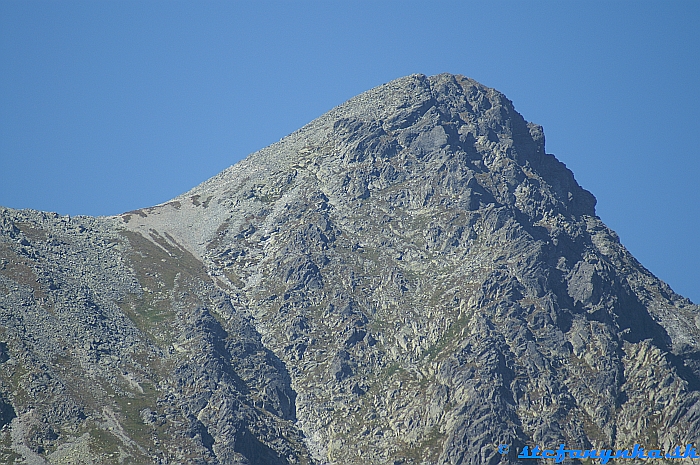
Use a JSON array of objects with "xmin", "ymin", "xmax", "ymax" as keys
[{"xmin": 1, "ymin": 73, "xmax": 699, "ymax": 464}]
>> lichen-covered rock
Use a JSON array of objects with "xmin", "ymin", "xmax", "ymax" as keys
[{"xmin": 1, "ymin": 73, "xmax": 699, "ymax": 464}]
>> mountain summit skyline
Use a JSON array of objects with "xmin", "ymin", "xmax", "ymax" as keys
[
  {"xmin": 1, "ymin": 73, "xmax": 699, "ymax": 464},
  {"xmin": 3, "ymin": 2, "xmax": 698, "ymax": 308}
]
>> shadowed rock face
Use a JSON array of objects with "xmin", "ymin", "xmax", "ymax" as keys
[{"xmin": 1, "ymin": 73, "xmax": 699, "ymax": 464}]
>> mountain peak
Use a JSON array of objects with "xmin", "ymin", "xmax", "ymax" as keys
[{"xmin": 127, "ymin": 73, "xmax": 595, "ymax": 261}]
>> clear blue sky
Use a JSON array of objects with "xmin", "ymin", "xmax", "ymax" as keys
[{"xmin": 1, "ymin": 1, "xmax": 698, "ymax": 304}]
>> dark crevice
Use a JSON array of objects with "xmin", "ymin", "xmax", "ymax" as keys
[
  {"xmin": 0, "ymin": 396, "xmax": 15, "ymax": 429},
  {"xmin": 234, "ymin": 428, "xmax": 289, "ymax": 465},
  {"xmin": 665, "ymin": 352, "xmax": 700, "ymax": 392}
]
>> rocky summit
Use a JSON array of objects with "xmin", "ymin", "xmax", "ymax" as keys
[{"xmin": 1, "ymin": 73, "xmax": 699, "ymax": 464}]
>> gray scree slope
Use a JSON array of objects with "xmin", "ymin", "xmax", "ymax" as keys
[{"xmin": 1, "ymin": 73, "xmax": 699, "ymax": 464}]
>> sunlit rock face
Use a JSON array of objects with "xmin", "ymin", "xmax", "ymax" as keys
[{"xmin": 1, "ymin": 73, "xmax": 699, "ymax": 464}]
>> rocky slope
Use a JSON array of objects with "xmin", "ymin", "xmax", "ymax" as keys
[{"xmin": 1, "ymin": 73, "xmax": 699, "ymax": 464}]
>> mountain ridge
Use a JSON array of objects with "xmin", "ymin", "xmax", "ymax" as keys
[{"xmin": 1, "ymin": 73, "xmax": 699, "ymax": 464}]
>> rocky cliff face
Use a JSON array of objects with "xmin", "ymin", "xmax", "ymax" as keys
[{"xmin": 1, "ymin": 73, "xmax": 699, "ymax": 464}]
